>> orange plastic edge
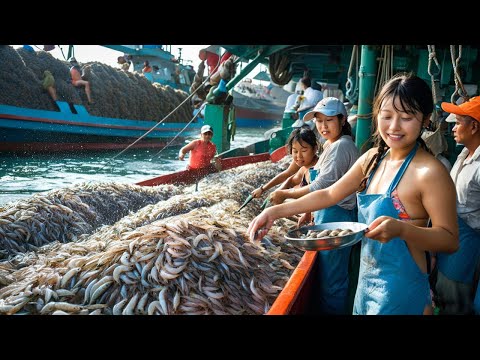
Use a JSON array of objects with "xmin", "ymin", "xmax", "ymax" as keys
[{"xmin": 267, "ymin": 251, "xmax": 318, "ymax": 315}]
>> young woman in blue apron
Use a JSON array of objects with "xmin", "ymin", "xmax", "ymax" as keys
[
  {"xmin": 248, "ymin": 73, "xmax": 459, "ymax": 314},
  {"xmin": 268, "ymin": 97, "xmax": 360, "ymax": 314}
]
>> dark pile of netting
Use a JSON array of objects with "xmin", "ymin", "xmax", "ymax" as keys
[{"xmin": 0, "ymin": 46, "xmax": 193, "ymax": 123}]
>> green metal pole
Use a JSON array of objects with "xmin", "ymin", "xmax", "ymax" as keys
[
  {"xmin": 204, "ymin": 103, "xmax": 229, "ymax": 153},
  {"xmin": 356, "ymin": 45, "xmax": 378, "ymax": 151}
]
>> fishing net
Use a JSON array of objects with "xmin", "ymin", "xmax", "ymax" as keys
[{"xmin": 0, "ymin": 46, "xmax": 193, "ymax": 123}]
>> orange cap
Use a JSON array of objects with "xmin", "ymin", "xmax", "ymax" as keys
[{"xmin": 441, "ymin": 96, "xmax": 480, "ymax": 122}]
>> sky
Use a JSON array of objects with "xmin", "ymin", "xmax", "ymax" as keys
[{"xmin": 12, "ymin": 45, "xmax": 266, "ymax": 83}]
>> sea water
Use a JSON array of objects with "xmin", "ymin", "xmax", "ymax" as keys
[{"xmin": 0, "ymin": 128, "xmax": 271, "ymax": 206}]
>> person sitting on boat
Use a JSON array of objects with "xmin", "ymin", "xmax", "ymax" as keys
[
  {"xmin": 117, "ymin": 56, "xmax": 130, "ymax": 71},
  {"xmin": 297, "ymin": 77, "xmax": 323, "ymax": 119},
  {"xmin": 268, "ymin": 97, "xmax": 360, "ymax": 315},
  {"xmin": 42, "ymin": 70, "xmax": 57, "ymax": 101},
  {"xmin": 285, "ymin": 88, "xmax": 305, "ymax": 115},
  {"xmin": 178, "ymin": 125, "xmax": 217, "ymax": 171},
  {"xmin": 142, "ymin": 60, "xmax": 153, "ymax": 82},
  {"xmin": 252, "ymin": 126, "xmax": 319, "ymax": 202},
  {"xmin": 69, "ymin": 57, "xmax": 93, "ymax": 104},
  {"xmin": 430, "ymin": 96, "xmax": 480, "ymax": 315}
]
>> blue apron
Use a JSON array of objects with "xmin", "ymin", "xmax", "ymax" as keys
[
  {"xmin": 314, "ymin": 204, "xmax": 357, "ymax": 314},
  {"xmin": 354, "ymin": 143, "xmax": 430, "ymax": 314},
  {"xmin": 437, "ymin": 216, "xmax": 480, "ymax": 283},
  {"xmin": 434, "ymin": 214, "xmax": 480, "ymax": 314}
]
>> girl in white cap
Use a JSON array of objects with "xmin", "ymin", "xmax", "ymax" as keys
[
  {"xmin": 248, "ymin": 73, "xmax": 459, "ymax": 315},
  {"xmin": 269, "ymin": 96, "xmax": 360, "ymax": 315}
]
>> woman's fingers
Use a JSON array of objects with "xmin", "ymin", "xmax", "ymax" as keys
[
  {"xmin": 365, "ymin": 216, "xmax": 400, "ymax": 243},
  {"xmin": 247, "ymin": 211, "xmax": 273, "ymax": 241}
]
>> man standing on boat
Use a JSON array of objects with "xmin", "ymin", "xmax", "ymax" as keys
[{"xmin": 69, "ymin": 57, "xmax": 93, "ymax": 104}]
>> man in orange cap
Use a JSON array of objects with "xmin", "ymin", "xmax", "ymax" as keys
[{"xmin": 432, "ymin": 96, "xmax": 480, "ymax": 314}]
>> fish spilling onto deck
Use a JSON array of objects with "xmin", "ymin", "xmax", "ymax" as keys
[{"xmin": 0, "ymin": 158, "xmax": 301, "ymax": 314}]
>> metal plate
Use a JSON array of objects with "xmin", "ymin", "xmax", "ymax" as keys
[{"xmin": 285, "ymin": 222, "xmax": 367, "ymax": 251}]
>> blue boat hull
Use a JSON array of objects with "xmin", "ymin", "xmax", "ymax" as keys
[
  {"xmin": 234, "ymin": 106, "xmax": 282, "ymax": 128},
  {"xmin": 0, "ymin": 101, "xmax": 203, "ymax": 153}
]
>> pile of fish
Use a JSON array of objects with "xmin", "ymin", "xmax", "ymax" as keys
[
  {"xmin": 0, "ymin": 158, "xmax": 304, "ymax": 315},
  {"xmin": 0, "ymin": 182, "xmax": 180, "ymax": 258}
]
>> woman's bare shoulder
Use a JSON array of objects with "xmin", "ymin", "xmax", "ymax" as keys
[{"xmin": 413, "ymin": 149, "xmax": 451, "ymax": 180}]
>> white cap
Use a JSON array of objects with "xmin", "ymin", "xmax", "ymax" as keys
[
  {"xmin": 201, "ymin": 124, "xmax": 213, "ymax": 134},
  {"xmin": 303, "ymin": 97, "xmax": 348, "ymax": 121}
]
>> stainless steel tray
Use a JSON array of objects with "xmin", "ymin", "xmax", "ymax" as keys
[{"xmin": 285, "ymin": 221, "xmax": 367, "ymax": 251}]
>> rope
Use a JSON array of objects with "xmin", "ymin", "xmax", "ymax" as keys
[
  {"xmin": 356, "ymin": 112, "xmax": 373, "ymax": 119},
  {"xmin": 269, "ymin": 52, "xmax": 292, "ymax": 85},
  {"xmin": 345, "ymin": 45, "xmax": 359, "ymax": 103},
  {"xmin": 108, "ymin": 63, "xmax": 220, "ymax": 162},
  {"xmin": 427, "ymin": 45, "xmax": 442, "ymax": 126},
  {"xmin": 58, "ymin": 45, "xmax": 68, "ymax": 61},
  {"xmin": 450, "ymin": 45, "xmax": 469, "ymax": 104},
  {"xmin": 152, "ymin": 102, "xmax": 207, "ymax": 159},
  {"xmin": 96, "ymin": 62, "xmax": 219, "ymax": 172},
  {"xmin": 374, "ymin": 45, "xmax": 393, "ymax": 97},
  {"xmin": 95, "ymin": 48, "xmax": 228, "ymax": 172}
]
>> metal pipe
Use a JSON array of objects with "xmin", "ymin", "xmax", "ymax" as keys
[{"xmin": 356, "ymin": 45, "xmax": 378, "ymax": 151}]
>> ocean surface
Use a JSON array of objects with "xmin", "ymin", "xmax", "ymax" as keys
[{"xmin": 0, "ymin": 127, "xmax": 273, "ymax": 207}]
